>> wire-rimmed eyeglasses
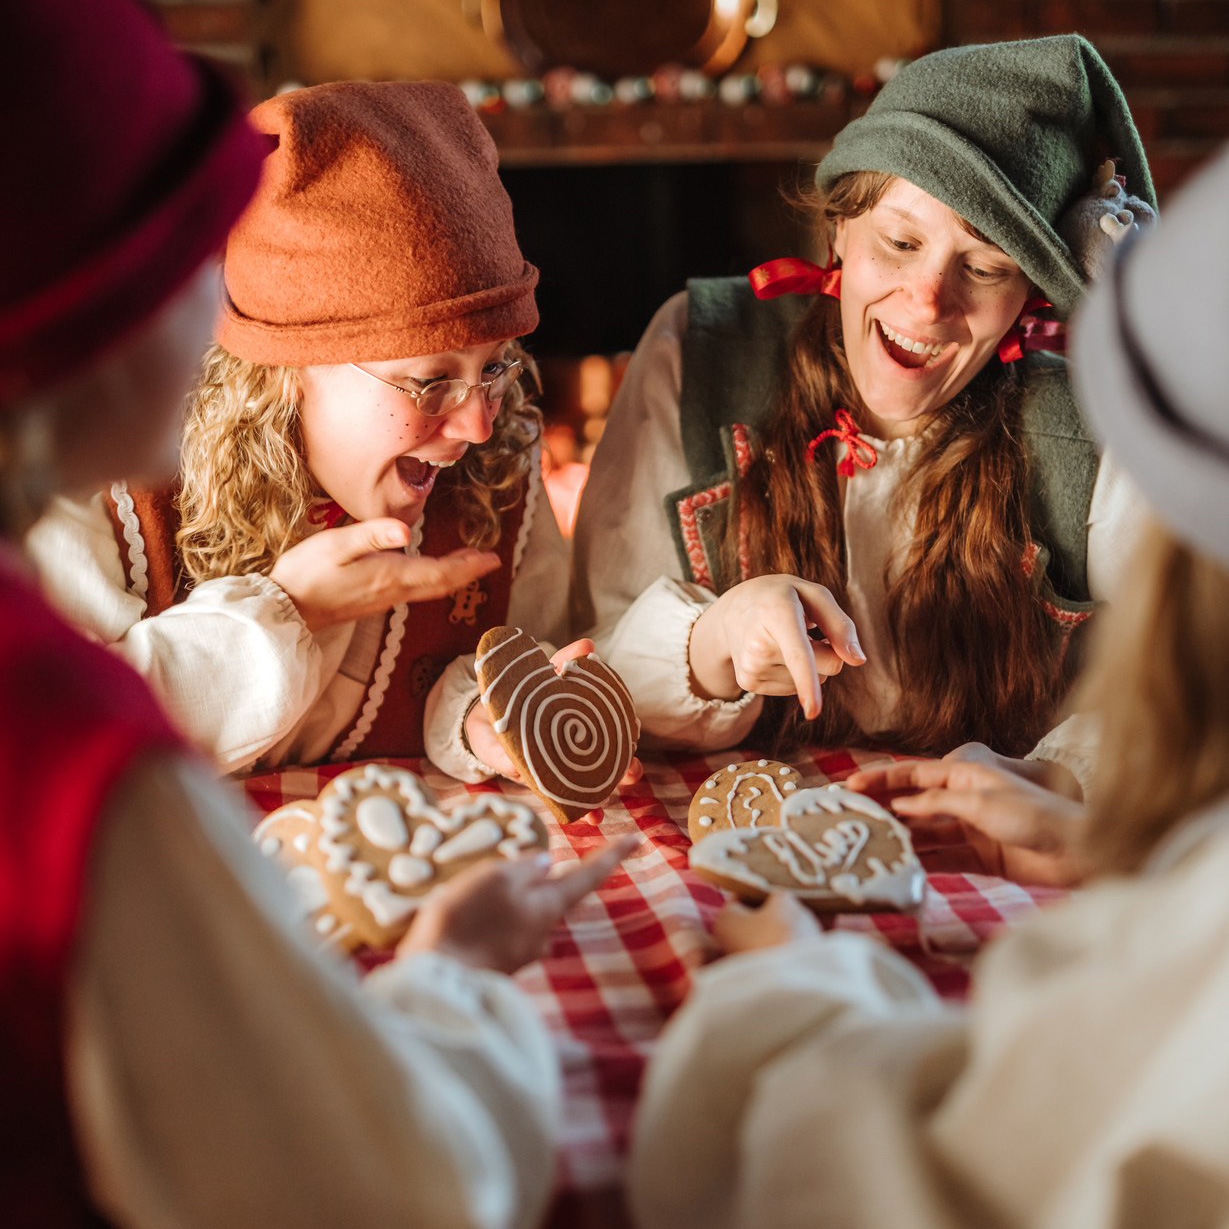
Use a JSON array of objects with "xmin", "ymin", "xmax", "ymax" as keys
[{"xmin": 349, "ymin": 357, "xmax": 523, "ymax": 417}]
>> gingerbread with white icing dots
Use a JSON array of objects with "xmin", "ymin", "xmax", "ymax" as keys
[
  {"xmin": 253, "ymin": 764, "xmax": 548, "ymax": 951},
  {"xmin": 686, "ymin": 758, "xmax": 804, "ymax": 843},
  {"xmin": 475, "ymin": 625, "xmax": 640, "ymax": 823},
  {"xmin": 689, "ymin": 783, "xmax": 925, "ymax": 914}
]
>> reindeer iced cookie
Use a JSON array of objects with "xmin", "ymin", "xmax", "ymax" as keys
[
  {"xmin": 687, "ymin": 758, "xmax": 803, "ymax": 843},
  {"xmin": 253, "ymin": 764, "xmax": 548, "ymax": 950},
  {"xmin": 476, "ymin": 625, "xmax": 640, "ymax": 823},
  {"xmin": 689, "ymin": 784, "xmax": 925, "ymax": 913}
]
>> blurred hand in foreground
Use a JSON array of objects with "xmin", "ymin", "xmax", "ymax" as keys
[{"xmin": 399, "ymin": 834, "xmax": 640, "ymax": 974}]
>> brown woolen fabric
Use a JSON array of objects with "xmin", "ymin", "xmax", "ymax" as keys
[{"xmin": 217, "ymin": 81, "xmax": 538, "ymax": 364}]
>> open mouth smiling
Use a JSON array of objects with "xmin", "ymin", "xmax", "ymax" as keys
[
  {"xmin": 394, "ymin": 455, "xmax": 461, "ymax": 492},
  {"xmin": 876, "ymin": 320, "xmax": 952, "ymax": 370}
]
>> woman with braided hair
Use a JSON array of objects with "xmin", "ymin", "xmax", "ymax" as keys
[{"xmin": 572, "ymin": 35, "xmax": 1156, "ymax": 802}]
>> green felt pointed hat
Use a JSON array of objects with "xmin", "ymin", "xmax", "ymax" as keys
[{"xmin": 816, "ymin": 34, "xmax": 1155, "ymax": 316}]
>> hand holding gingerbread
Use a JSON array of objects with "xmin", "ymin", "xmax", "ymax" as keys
[{"xmin": 475, "ymin": 625, "xmax": 640, "ymax": 823}]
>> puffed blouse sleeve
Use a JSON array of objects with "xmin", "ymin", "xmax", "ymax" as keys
[
  {"xmin": 67, "ymin": 751, "xmax": 559, "ymax": 1229},
  {"xmin": 569, "ymin": 291, "xmax": 762, "ymax": 751},
  {"xmin": 632, "ymin": 819, "xmax": 1229, "ymax": 1229},
  {"xmin": 26, "ymin": 493, "xmax": 329, "ymax": 774}
]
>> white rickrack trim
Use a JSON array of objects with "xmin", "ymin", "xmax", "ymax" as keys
[
  {"xmin": 109, "ymin": 481, "xmax": 149, "ymax": 602},
  {"xmin": 329, "ymin": 518, "xmax": 423, "ymax": 761},
  {"xmin": 511, "ymin": 443, "xmax": 541, "ymax": 579}
]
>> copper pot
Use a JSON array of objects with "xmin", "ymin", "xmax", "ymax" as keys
[{"xmin": 481, "ymin": 0, "xmax": 763, "ymax": 78}]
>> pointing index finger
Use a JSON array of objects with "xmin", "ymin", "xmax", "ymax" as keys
[
  {"xmin": 545, "ymin": 836, "xmax": 639, "ymax": 911},
  {"xmin": 766, "ymin": 591, "xmax": 822, "ymax": 720},
  {"xmin": 793, "ymin": 581, "xmax": 866, "ymax": 667}
]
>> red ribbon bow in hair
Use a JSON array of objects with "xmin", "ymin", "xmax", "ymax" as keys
[
  {"xmin": 307, "ymin": 499, "xmax": 348, "ymax": 528},
  {"xmin": 749, "ymin": 257, "xmax": 842, "ymax": 301},
  {"xmin": 806, "ymin": 409, "xmax": 878, "ymax": 477},
  {"xmin": 997, "ymin": 295, "xmax": 1067, "ymax": 363}
]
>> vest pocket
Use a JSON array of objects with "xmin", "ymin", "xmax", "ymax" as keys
[{"xmin": 1026, "ymin": 540, "xmax": 1096, "ymax": 631}]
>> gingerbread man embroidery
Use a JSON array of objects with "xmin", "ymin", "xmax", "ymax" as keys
[{"xmin": 449, "ymin": 580, "xmax": 487, "ymax": 625}]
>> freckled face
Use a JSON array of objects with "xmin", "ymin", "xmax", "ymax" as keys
[
  {"xmin": 833, "ymin": 179, "xmax": 1032, "ymax": 439},
  {"xmin": 296, "ymin": 339, "xmax": 514, "ymax": 528}
]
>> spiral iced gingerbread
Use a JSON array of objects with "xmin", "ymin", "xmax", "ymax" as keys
[{"xmin": 476, "ymin": 626, "xmax": 640, "ymax": 823}]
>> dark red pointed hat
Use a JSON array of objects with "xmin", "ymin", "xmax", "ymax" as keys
[{"xmin": 0, "ymin": 0, "xmax": 266, "ymax": 404}]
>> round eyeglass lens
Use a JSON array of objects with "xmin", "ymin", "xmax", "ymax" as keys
[{"xmin": 419, "ymin": 359, "xmax": 521, "ymax": 416}]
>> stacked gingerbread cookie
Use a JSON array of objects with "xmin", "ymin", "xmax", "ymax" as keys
[
  {"xmin": 687, "ymin": 759, "xmax": 925, "ymax": 913},
  {"xmin": 254, "ymin": 763, "xmax": 549, "ymax": 951}
]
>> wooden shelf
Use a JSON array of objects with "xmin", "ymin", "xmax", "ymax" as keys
[{"xmin": 480, "ymin": 96, "xmax": 871, "ymax": 166}]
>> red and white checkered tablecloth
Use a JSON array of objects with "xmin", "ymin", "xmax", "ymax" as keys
[{"xmin": 241, "ymin": 746, "xmax": 1065, "ymax": 1209}]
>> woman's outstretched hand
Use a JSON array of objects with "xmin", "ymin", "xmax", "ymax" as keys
[
  {"xmin": 464, "ymin": 638, "xmax": 645, "ymax": 786},
  {"xmin": 270, "ymin": 518, "xmax": 499, "ymax": 632},
  {"xmin": 397, "ymin": 834, "xmax": 641, "ymax": 974},
  {"xmin": 687, "ymin": 575, "xmax": 866, "ymax": 720},
  {"xmin": 847, "ymin": 758, "xmax": 1089, "ymax": 887}
]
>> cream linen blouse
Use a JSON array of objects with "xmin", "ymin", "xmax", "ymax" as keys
[
  {"xmin": 629, "ymin": 791, "xmax": 1229, "ymax": 1229},
  {"xmin": 68, "ymin": 751, "xmax": 558, "ymax": 1229}
]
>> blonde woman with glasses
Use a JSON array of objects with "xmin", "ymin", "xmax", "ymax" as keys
[{"xmin": 27, "ymin": 79, "xmax": 588, "ymax": 783}]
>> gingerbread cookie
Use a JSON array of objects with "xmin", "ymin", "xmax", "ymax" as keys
[
  {"xmin": 687, "ymin": 758, "xmax": 803, "ymax": 843},
  {"xmin": 253, "ymin": 764, "xmax": 549, "ymax": 950},
  {"xmin": 689, "ymin": 784, "xmax": 925, "ymax": 913},
  {"xmin": 475, "ymin": 625, "xmax": 639, "ymax": 823}
]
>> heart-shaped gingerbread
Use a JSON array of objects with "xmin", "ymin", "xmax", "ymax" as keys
[
  {"xmin": 689, "ymin": 784, "xmax": 924, "ymax": 913},
  {"xmin": 253, "ymin": 764, "xmax": 549, "ymax": 950},
  {"xmin": 687, "ymin": 758, "xmax": 803, "ymax": 842},
  {"xmin": 476, "ymin": 625, "xmax": 639, "ymax": 823}
]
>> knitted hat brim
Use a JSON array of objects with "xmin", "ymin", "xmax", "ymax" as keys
[
  {"xmin": 1072, "ymin": 251, "xmax": 1229, "ymax": 571},
  {"xmin": 818, "ymin": 111, "xmax": 1086, "ymax": 316},
  {"xmin": 217, "ymin": 261, "xmax": 540, "ymax": 366}
]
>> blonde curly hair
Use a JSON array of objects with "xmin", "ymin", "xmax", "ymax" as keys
[{"xmin": 177, "ymin": 341, "xmax": 542, "ymax": 583}]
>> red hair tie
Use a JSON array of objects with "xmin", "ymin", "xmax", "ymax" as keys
[
  {"xmin": 749, "ymin": 257, "xmax": 842, "ymax": 301},
  {"xmin": 806, "ymin": 409, "xmax": 878, "ymax": 476},
  {"xmin": 998, "ymin": 295, "xmax": 1067, "ymax": 363}
]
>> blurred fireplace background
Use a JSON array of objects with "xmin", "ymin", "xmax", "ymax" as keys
[{"xmin": 153, "ymin": 0, "xmax": 1229, "ymax": 533}]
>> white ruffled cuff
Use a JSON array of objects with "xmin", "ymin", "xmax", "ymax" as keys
[
  {"xmin": 596, "ymin": 576, "xmax": 761, "ymax": 750},
  {"xmin": 1025, "ymin": 711, "xmax": 1101, "ymax": 802},
  {"xmin": 423, "ymin": 656, "xmax": 500, "ymax": 783}
]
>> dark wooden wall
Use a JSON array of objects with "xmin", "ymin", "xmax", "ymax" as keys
[{"xmin": 943, "ymin": 0, "xmax": 1229, "ymax": 194}]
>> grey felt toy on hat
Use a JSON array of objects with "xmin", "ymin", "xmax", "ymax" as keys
[
  {"xmin": 817, "ymin": 34, "xmax": 1156, "ymax": 315},
  {"xmin": 1072, "ymin": 143, "xmax": 1229, "ymax": 570},
  {"xmin": 1058, "ymin": 158, "xmax": 1157, "ymax": 281}
]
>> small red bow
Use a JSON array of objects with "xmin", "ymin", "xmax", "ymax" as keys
[
  {"xmin": 806, "ymin": 409, "xmax": 878, "ymax": 476},
  {"xmin": 998, "ymin": 295, "xmax": 1067, "ymax": 363},
  {"xmin": 307, "ymin": 499, "xmax": 347, "ymax": 528},
  {"xmin": 749, "ymin": 257, "xmax": 842, "ymax": 301}
]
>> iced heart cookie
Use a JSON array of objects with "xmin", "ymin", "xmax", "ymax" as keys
[
  {"xmin": 689, "ymin": 784, "xmax": 925, "ymax": 913},
  {"xmin": 253, "ymin": 764, "xmax": 549, "ymax": 951},
  {"xmin": 687, "ymin": 758, "xmax": 804, "ymax": 843},
  {"xmin": 475, "ymin": 625, "xmax": 640, "ymax": 823}
]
